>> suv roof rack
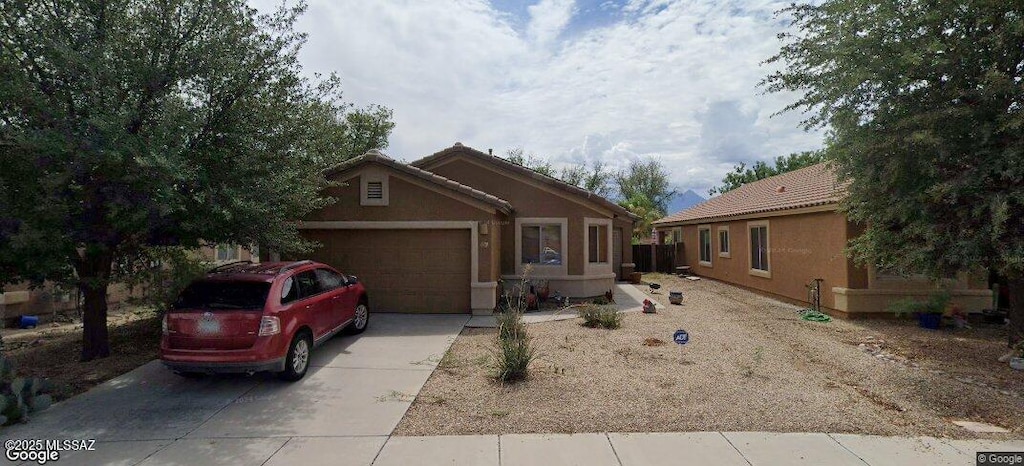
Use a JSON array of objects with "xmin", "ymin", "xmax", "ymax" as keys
[
  {"xmin": 278, "ymin": 260, "xmax": 314, "ymax": 274},
  {"xmin": 208, "ymin": 260, "xmax": 253, "ymax": 273}
]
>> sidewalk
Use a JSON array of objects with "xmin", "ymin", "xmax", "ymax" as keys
[
  {"xmin": 57, "ymin": 430, "xmax": 1021, "ymax": 465},
  {"xmin": 353, "ymin": 432, "xmax": 1024, "ymax": 466}
]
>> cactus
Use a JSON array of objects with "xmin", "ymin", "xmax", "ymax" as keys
[{"xmin": 0, "ymin": 355, "xmax": 54, "ymax": 425}]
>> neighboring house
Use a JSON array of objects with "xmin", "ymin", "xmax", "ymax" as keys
[
  {"xmin": 197, "ymin": 244, "xmax": 259, "ymax": 264},
  {"xmin": 652, "ymin": 163, "xmax": 992, "ymax": 318},
  {"xmin": 1, "ymin": 244, "xmax": 257, "ymax": 323},
  {"xmin": 290, "ymin": 143, "xmax": 637, "ymax": 315}
]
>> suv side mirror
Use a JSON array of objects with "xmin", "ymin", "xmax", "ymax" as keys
[{"xmin": 346, "ymin": 276, "xmax": 359, "ymax": 286}]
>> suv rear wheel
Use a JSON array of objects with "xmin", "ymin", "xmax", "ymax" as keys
[
  {"xmin": 346, "ymin": 302, "xmax": 369, "ymax": 335},
  {"xmin": 278, "ymin": 331, "xmax": 312, "ymax": 381}
]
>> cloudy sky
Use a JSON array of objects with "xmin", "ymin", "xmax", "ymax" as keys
[{"xmin": 252, "ymin": 0, "xmax": 825, "ymax": 197}]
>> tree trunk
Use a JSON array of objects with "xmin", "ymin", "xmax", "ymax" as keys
[
  {"xmin": 1008, "ymin": 276, "xmax": 1024, "ymax": 349},
  {"xmin": 74, "ymin": 248, "xmax": 114, "ymax": 361}
]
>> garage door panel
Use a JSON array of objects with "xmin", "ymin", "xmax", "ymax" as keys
[{"xmin": 305, "ymin": 229, "xmax": 471, "ymax": 314}]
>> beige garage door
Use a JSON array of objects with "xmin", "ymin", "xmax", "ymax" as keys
[{"xmin": 303, "ymin": 229, "xmax": 471, "ymax": 313}]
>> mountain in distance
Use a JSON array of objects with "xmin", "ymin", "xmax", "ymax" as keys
[{"xmin": 666, "ymin": 189, "xmax": 706, "ymax": 214}]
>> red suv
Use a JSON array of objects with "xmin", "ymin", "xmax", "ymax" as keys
[{"xmin": 160, "ymin": 260, "xmax": 368, "ymax": 381}]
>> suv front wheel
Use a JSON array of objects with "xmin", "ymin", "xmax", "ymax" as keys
[{"xmin": 278, "ymin": 331, "xmax": 312, "ymax": 381}]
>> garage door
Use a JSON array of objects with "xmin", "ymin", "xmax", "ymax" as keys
[{"xmin": 302, "ymin": 229, "xmax": 471, "ymax": 313}]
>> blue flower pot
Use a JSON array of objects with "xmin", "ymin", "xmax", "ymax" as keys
[{"xmin": 918, "ymin": 313, "xmax": 941, "ymax": 330}]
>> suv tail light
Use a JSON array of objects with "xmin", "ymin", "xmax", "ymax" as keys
[{"xmin": 258, "ymin": 316, "xmax": 280, "ymax": 336}]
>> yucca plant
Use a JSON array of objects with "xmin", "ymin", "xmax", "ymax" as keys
[{"xmin": 494, "ymin": 333, "xmax": 536, "ymax": 382}]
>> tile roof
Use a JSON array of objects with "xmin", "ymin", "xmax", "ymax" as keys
[
  {"xmin": 411, "ymin": 143, "xmax": 639, "ymax": 220},
  {"xmin": 653, "ymin": 162, "xmax": 846, "ymax": 225},
  {"xmin": 324, "ymin": 150, "xmax": 514, "ymax": 214}
]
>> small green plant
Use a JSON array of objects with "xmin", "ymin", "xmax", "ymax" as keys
[
  {"xmin": 0, "ymin": 355, "xmax": 54, "ymax": 425},
  {"xmin": 889, "ymin": 291, "xmax": 952, "ymax": 317},
  {"xmin": 578, "ymin": 305, "xmax": 621, "ymax": 329},
  {"xmin": 493, "ymin": 334, "xmax": 536, "ymax": 382},
  {"xmin": 739, "ymin": 346, "xmax": 765, "ymax": 378}
]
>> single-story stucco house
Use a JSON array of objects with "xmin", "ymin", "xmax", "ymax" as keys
[
  {"xmin": 286, "ymin": 143, "xmax": 637, "ymax": 315},
  {"xmin": 652, "ymin": 163, "xmax": 992, "ymax": 318}
]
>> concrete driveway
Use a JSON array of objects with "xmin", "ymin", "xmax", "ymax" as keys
[{"xmin": 1, "ymin": 313, "xmax": 469, "ymax": 466}]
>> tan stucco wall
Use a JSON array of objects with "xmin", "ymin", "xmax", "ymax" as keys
[
  {"xmin": 304, "ymin": 165, "xmax": 505, "ymax": 284},
  {"xmin": 678, "ymin": 211, "xmax": 853, "ymax": 310},
  {"xmin": 421, "ymin": 156, "xmax": 622, "ymax": 278},
  {"xmin": 668, "ymin": 211, "xmax": 992, "ymax": 317}
]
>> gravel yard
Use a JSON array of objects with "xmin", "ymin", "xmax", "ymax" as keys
[{"xmin": 394, "ymin": 274, "xmax": 1024, "ymax": 439}]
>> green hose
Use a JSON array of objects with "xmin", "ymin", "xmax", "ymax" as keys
[{"xmin": 800, "ymin": 309, "xmax": 832, "ymax": 322}]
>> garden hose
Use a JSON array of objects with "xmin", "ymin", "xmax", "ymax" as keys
[{"xmin": 800, "ymin": 309, "xmax": 832, "ymax": 322}]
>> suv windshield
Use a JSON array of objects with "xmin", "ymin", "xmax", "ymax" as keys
[{"xmin": 173, "ymin": 280, "xmax": 271, "ymax": 310}]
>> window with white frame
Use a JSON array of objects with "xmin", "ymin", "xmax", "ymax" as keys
[
  {"xmin": 698, "ymin": 226, "xmax": 712, "ymax": 265},
  {"xmin": 749, "ymin": 223, "xmax": 770, "ymax": 273},
  {"xmin": 521, "ymin": 224, "xmax": 563, "ymax": 265},
  {"xmin": 672, "ymin": 228, "xmax": 682, "ymax": 244},
  {"xmin": 588, "ymin": 224, "xmax": 609, "ymax": 263},
  {"xmin": 215, "ymin": 244, "xmax": 240, "ymax": 262},
  {"xmin": 718, "ymin": 226, "xmax": 730, "ymax": 257}
]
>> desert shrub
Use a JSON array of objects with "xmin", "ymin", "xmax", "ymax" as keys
[
  {"xmin": 494, "ymin": 333, "xmax": 536, "ymax": 382},
  {"xmin": 0, "ymin": 355, "xmax": 53, "ymax": 425},
  {"xmin": 889, "ymin": 291, "xmax": 952, "ymax": 317},
  {"xmin": 578, "ymin": 305, "xmax": 621, "ymax": 329}
]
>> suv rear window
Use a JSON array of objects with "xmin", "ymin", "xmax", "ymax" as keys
[{"xmin": 173, "ymin": 281, "xmax": 271, "ymax": 310}]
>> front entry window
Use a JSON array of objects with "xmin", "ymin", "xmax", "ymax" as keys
[{"xmin": 522, "ymin": 224, "xmax": 562, "ymax": 265}]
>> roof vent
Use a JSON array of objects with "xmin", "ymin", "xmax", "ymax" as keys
[
  {"xmin": 453, "ymin": 142, "xmax": 463, "ymax": 147},
  {"xmin": 776, "ymin": 186, "xmax": 786, "ymax": 193}
]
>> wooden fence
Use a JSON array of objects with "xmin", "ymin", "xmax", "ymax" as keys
[{"xmin": 632, "ymin": 243, "xmax": 681, "ymax": 273}]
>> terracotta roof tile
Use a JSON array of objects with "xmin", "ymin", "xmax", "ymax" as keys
[
  {"xmin": 653, "ymin": 163, "xmax": 845, "ymax": 225},
  {"xmin": 324, "ymin": 150, "xmax": 513, "ymax": 214},
  {"xmin": 411, "ymin": 143, "xmax": 639, "ymax": 220}
]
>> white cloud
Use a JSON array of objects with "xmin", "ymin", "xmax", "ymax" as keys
[
  {"xmin": 250, "ymin": 0, "xmax": 824, "ymax": 198},
  {"xmin": 527, "ymin": 0, "xmax": 576, "ymax": 45}
]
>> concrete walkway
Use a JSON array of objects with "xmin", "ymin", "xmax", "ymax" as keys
[{"xmin": 466, "ymin": 283, "xmax": 664, "ymax": 328}]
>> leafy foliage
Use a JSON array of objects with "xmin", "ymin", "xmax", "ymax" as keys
[
  {"xmin": 889, "ymin": 291, "xmax": 952, "ymax": 317},
  {"xmin": 0, "ymin": 0, "xmax": 391, "ymax": 359},
  {"xmin": 764, "ymin": 0, "xmax": 1024, "ymax": 343},
  {"xmin": 615, "ymin": 159, "xmax": 676, "ymax": 214},
  {"xmin": 619, "ymin": 194, "xmax": 663, "ymax": 243},
  {"xmin": 709, "ymin": 151, "xmax": 824, "ymax": 195},
  {"xmin": 117, "ymin": 247, "xmax": 210, "ymax": 311}
]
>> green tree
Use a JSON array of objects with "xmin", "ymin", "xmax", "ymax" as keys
[
  {"xmin": 709, "ymin": 151, "xmax": 824, "ymax": 195},
  {"xmin": 619, "ymin": 194, "xmax": 661, "ymax": 243},
  {"xmin": 558, "ymin": 160, "xmax": 613, "ymax": 198},
  {"xmin": 505, "ymin": 147, "xmax": 554, "ymax": 177},
  {"xmin": 339, "ymin": 104, "xmax": 395, "ymax": 163},
  {"xmin": 0, "ymin": 0, "xmax": 369, "ymax": 360},
  {"xmin": 764, "ymin": 1, "xmax": 1024, "ymax": 344},
  {"xmin": 615, "ymin": 159, "xmax": 675, "ymax": 215}
]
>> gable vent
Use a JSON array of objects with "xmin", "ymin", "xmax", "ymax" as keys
[{"xmin": 366, "ymin": 181, "xmax": 384, "ymax": 199}]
